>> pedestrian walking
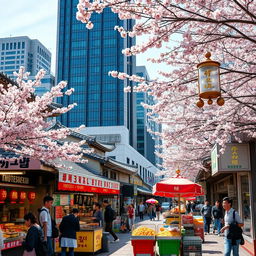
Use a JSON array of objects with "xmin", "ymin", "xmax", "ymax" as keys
[
  {"xmin": 155, "ymin": 204, "xmax": 161, "ymax": 221},
  {"xmin": 148, "ymin": 204, "xmax": 153, "ymax": 221},
  {"xmin": 138, "ymin": 202, "xmax": 145, "ymax": 220},
  {"xmin": 212, "ymin": 200, "xmax": 224, "ymax": 235},
  {"xmin": 201, "ymin": 200, "xmax": 212, "ymax": 235},
  {"xmin": 59, "ymin": 208, "xmax": 80, "ymax": 256},
  {"xmin": 128, "ymin": 204, "xmax": 135, "ymax": 231},
  {"xmin": 103, "ymin": 200, "xmax": 119, "ymax": 242},
  {"xmin": 93, "ymin": 203, "xmax": 103, "ymax": 226},
  {"xmin": 39, "ymin": 195, "xmax": 54, "ymax": 256},
  {"xmin": 221, "ymin": 197, "xmax": 244, "ymax": 256},
  {"xmin": 22, "ymin": 213, "xmax": 44, "ymax": 256}
]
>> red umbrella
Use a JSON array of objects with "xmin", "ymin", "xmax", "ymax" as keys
[
  {"xmin": 146, "ymin": 198, "xmax": 158, "ymax": 204},
  {"xmin": 153, "ymin": 170, "xmax": 203, "ymax": 198}
]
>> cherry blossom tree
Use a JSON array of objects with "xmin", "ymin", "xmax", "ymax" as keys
[
  {"xmin": 0, "ymin": 67, "xmax": 89, "ymax": 163},
  {"xmin": 76, "ymin": 0, "xmax": 256, "ymax": 177}
]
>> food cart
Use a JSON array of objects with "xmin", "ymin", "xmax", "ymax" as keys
[{"xmin": 55, "ymin": 225, "xmax": 103, "ymax": 254}]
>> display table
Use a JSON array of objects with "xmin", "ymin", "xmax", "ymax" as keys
[{"xmin": 55, "ymin": 227, "xmax": 103, "ymax": 254}]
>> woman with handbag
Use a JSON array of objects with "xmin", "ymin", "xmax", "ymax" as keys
[{"xmin": 22, "ymin": 213, "xmax": 44, "ymax": 256}]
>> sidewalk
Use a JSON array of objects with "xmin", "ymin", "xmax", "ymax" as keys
[{"xmin": 98, "ymin": 216, "xmax": 251, "ymax": 256}]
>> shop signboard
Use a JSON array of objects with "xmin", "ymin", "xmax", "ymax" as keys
[
  {"xmin": 211, "ymin": 143, "xmax": 251, "ymax": 176},
  {"xmin": 58, "ymin": 171, "xmax": 120, "ymax": 194},
  {"xmin": 0, "ymin": 157, "xmax": 40, "ymax": 170}
]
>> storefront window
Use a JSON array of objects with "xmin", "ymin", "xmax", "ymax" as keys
[{"xmin": 240, "ymin": 174, "xmax": 251, "ymax": 237}]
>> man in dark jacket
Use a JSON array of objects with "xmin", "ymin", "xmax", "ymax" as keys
[
  {"xmin": 103, "ymin": 200, "xmax": 119, "ymax": 242},
  {"xmin": 59, "ymin": 208, "xmax": 80, "ymax": 256},
  {"xmin": 212, "ymin": 200, "xmax": 224, "ymax": 235},
  {"xmin": 201, "ymin": 200, "xmax": 212, "ymax": 235}
]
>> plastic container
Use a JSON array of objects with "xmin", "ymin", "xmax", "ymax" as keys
[
  {"xmin": 157, "ymin": 238, "xmax": 181, "ymax": 256},
  {"xmin": 194, "ymin": 227, "xmax": 204, "ymax": 242},
  {"xmin": 131, "ymin": 224, "xmax": 156, "ymax": 256},
  {"xmin": 183, "ymin": 236, "xmax": 202, "ymax": 254},
  {"xmin": 182, "ymin": 215, "xmax": 193, "ymax": 225},
  {"xmin": 156, "ymin": 225, "xmax": 181, "ymax": 256}
]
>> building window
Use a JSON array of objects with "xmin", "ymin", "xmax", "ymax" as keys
[
  {"xmin": 22, "ymin": 42, "xmax": 25, "ymax": 49},
  {"xmin": 103, "ymin": 169, "xmax": 108, "ymax": 178},
  {"xmin": 1, "ymin": 44, "xmax": 4, "ymax": 50},
  {"xmin": 110, "ymin": 171, "xmax": 117, "ymax": 180},
  {"xmin": 126, "ymin": 158, "xmax": 130, "ymax": 164},
  {"xmin": 132, "ymin": 161, "xmax": 134, "ymax": 166}
]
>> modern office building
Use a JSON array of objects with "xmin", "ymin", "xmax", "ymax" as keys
[
  {"xmin": 79, "ymin": 125, "xmax": 160, "ymax": 186},
  {"xmin": 56, "ymin": 1, "xmax": 137, "ymax": 146},
  {"xmin": 30, "ymin": 74, "xmax": 55, "ymax": 96},
  {"xmin": 136, "ymin": 66, "xmax": 163, "ymax": 167},
  {"xmin": 0, "ymin": 36, "xmax": 51, "ymax": 78}
]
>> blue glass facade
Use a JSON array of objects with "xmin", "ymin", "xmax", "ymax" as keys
[{"xmin": 57, "ymin": 0, "xmax": 135, "ymax": 129}]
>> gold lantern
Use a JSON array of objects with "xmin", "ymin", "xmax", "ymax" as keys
[{"xmin": 196, "ymin": 52, "xmax": 224, "ymax": 108}]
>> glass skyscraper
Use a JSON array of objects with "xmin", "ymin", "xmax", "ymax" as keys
[
  {"xmin": 56, "ymin": 0, "xmax": 136, "ymax": 144},
  {"xmin": 136, "ymin": 66, "xmax": 163, "ymax": 166}
]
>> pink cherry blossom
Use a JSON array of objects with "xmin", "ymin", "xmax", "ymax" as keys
[
  {"xmin": 0, "ymin": 68, "xmax": 90, "ymax": 164},
  {"xmin": 77, "ymin": 0, "xmax": 256, "ymax": 178}
]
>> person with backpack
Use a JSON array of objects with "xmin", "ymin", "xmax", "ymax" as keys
[
  {"xmin": 103, "ymin": 200, "xmax": 119, "ymax": 242},
  {"xmin": 22, "ymin": 213, "xmax": 46, "ymax": 256},
  {"xmin": 59, "ymin": 208, "xmax": 80, "ymax": 256},
  {"xmin": 221, "ymin": 197, "xmax": 244, "ymax": 256},
  {"xmin": 39, "ymin": 195, "xmax": 55, "ymax": 256}
]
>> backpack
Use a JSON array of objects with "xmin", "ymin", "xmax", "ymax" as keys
[
  {"xmin": 227, "ymin": 211, "xmax": 244, "ymax": 245},
  {"xmin": 111, "ymin": 208, "xmax": 117, "ymax": 221},
  {"xmin": 39, "ymin": 208, "xmax": 59, "ymax": 239}
]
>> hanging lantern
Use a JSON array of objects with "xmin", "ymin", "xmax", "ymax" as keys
[
  {"xmin": 10, "ymin": 190, "xmax": 18, "ymax": 204},
  {"xmin": 196, "ymin": 52, "xmax": 224, "ymax": 107},
  {"xmin": 28, "ymin": 191, "xmax": 36, "ymax": 202},
  {"xmin": 19, "ymin": 191, "xmax": 26, "ymax": 203},
  {"xmin": 0, "ymin": 189, "xmax": 7, "ymax": 203}
]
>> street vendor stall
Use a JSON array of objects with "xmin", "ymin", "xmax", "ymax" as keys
[
  {"xmin": 153, "ymin": 170, "xmax": 204, "ymax": 256},
  {"xmin": 55, "ymin": 226, "xmax": 103, "ymax": 254}
]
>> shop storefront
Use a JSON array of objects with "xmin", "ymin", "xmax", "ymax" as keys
[
  {"xmin": 0, "ymin": 158, "xmax": 55, "ymax": 256},
  {"xmin": 55, "ymin": 169, "xmax": 120, "ymax": 254},
  {"xmin": 210, "ymin": 143, "xmax": 255, "ymax": 255}
]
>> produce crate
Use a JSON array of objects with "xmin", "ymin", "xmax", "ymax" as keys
[
  {"xmin": 157, "ymin": 237, "xmax": 181, "ymax": 256},
  {"xmin": 183, "ymin": 236, "xmax": 202, "ymax": 254},
  {"xmin": 165, "ymin": 215, "xmax": 180, "ymax": 225},
  {"xmin": 131, "ymin": 224, "xmax": 156, "ymax": 256},
  {"xmin": 131, "ymin": 238, "xmax": 156, "ymax": 256},
  {"xmin": 184, "ymin": 228, "xmax": 194, "ymax": 236},
  {"xmin": 182, "ymin": 215, "xmax": 193, "ymax": 225},
  {"xmin": 194, "ymin": 227, "xmax": 204, "ymax": 242}
]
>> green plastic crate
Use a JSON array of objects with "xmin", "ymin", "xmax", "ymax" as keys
[{"xmin": 157, "ymin": 238, "xmax": 181, "ymax": 256}]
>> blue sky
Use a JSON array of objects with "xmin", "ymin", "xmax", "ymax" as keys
[{"xmin": 0, "ymin": 0, "xmax": 168, "ymax": 79}]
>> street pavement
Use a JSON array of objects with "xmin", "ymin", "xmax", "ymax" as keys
[{"xmin": 98, "ymin": 215, "xmax": 251, "ymax": 256}]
